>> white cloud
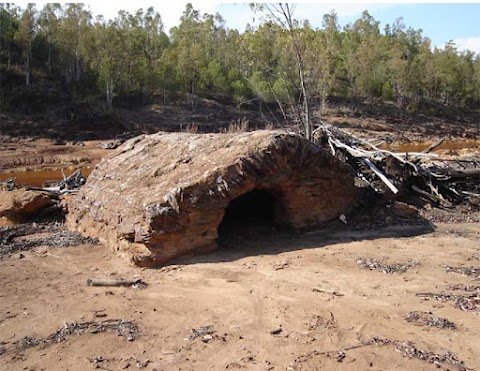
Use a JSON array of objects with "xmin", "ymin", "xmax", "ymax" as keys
[
  {"xmin": 15, "ymin": 1, "xmax": 218, "ymax": 31},
  {"xmin": 216, "ymin": 3, "xmax": 393, "ymax": 32},
  {"xmin": 85, "ymin": 1, "xmax": 218, "ymax": 30},
  {"xmin": 294, "ymin": 3, "xmax": 384, "ymax": 19},
  {"xmin": 20, "ymin": 1, "xmax": 391, "ymax": 31},
  {"xmin": 452, "ymin": 36, "xmax": 480, "ymax": 54}
]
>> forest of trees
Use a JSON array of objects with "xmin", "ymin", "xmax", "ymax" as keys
[{"xmin": 1, "ymin": 3, "xmax": 479, "ymax": 114}]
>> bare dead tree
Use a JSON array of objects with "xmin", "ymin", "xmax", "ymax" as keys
[{"xmin": 252, "ymin": 3, "xmax": 312, "ymax": 140}]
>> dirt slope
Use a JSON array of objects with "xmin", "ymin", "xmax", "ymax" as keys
[{"xmin": 1, "ymin": 223, "xmax": 479, "ymax": 370}]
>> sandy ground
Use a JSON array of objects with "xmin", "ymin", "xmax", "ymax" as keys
[{"xmin": 1, "ymin": 223, "xmax": 480, "ymax": 371}]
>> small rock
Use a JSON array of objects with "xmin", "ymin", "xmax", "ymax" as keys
[
  {"xmin": 270, "ymin": 328, "xmax": 282, "ymax": 335},
  {"xmin": 336, "ymin": 351, "xmax": 346, "ymax": 362},
  {"xmin": 0, "ymin": 190, "xmax": 54, "ymax": 225},
  {"xmin": 201, "ymin": 334, "xmax": 213, "ymax": 343},
  {"xmin": 135, "ymin": 359, "xmax": 150, "ymax": 368}
]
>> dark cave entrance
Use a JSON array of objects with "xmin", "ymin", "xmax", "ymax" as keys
[{"xmin": 217, "ymin": 189, "xmax": 288, "ymax": 247}]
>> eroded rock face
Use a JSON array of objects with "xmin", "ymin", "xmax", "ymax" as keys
[
  {"xmin": 0, "ymin": 190, "xmax": 54, "ymax": 226},
  {"xmin": 67, "ymin": 131, "xmax": 358, "ymax": 266}
]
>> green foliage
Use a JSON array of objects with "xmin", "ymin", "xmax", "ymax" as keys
[
  {"xmin": 249, "ymin": 71, "xmax": 274, "ymax": 102},
  {"xmin": 0, "ymin": 3, "xmax": 479, "ymax": 111}
]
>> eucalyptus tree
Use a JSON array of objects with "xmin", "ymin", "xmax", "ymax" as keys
[
  {"xmin": 350, "ymin": 11, "xmax": 386, "ymax": 100},
  {"xmin": 0, "ymin": 4, "xmax": 20, "ymax": 69},
  {"xmin": 88, "ymin": 17, "xmax": 127, "ymax": 108},
  {"xmin": 169, "ymin": 3, "xmax": 204, "ymax": 108},
  {"xmin": 57, "ymin": 3, "xmax": 92, "ymax": 85},
  {"xmin": 38, "ymin": 3, "xmax": 61, "ymax": 75},
  {"xmin": 252, "ymin": 3, "xmax": 312, "ymax": 139},
  {"xmin": 15, "ymin": 3, "xmax": 36, "ymax": 86},
  {"xmin": 306, "ymin": 11, "xmax": 342, "ymax": 112}
]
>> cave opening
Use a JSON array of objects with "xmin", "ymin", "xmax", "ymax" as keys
[{"xmin": 217, "ymin": 189, "xmax": 287, "ymax": 247}]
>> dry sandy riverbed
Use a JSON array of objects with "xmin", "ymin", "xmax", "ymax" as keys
[{"xmin": 1, "ymin": 222, "xmax": 479, "ymax": 371}]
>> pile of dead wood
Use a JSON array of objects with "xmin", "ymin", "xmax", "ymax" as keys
[
  {"xmin": 0, "ymin": 170, "xmax": 86, "ymax": 195},
  {"xmin": 29, "ymin": 169, "xmax": 86, "ymax": 195},
  {"xmin": 313, "ymin": 125, "xmax": 480, "ymax": 208}
]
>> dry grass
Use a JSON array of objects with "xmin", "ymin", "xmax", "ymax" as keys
[
  {"xmin": 0, "ymin": 319, "xmax": 138, "ymax": 356},
  {"xmin": 180, "ymin": 123, "xmax": 199, "ymax": 133},
  {"xmin": 356, "ymin": 257, "xmax": 420, "ymax": 274},
  {"xmin": 405, "ymin": 311, "xmax": 456, "ymax": 329},
  {"xmin": 222, "ymin": 117, "xmax": 250, "ymax": 133}
]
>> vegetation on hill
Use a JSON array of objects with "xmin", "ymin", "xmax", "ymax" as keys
[{"xmin": 1, "ymin": 3, "xmax": 479, "ymax": 117}]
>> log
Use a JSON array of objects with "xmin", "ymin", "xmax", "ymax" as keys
[
  {"xmin": 86, "ymin": 278, "xmax": 147, "ymax": 288},
  {"xmin": 27, "ymin": 186, "xmax": 79, "ymax": 195},
  {"xmin": 363, "ymin": 158, "xmax": 399, "ymax": 194},
  {"xmin": 312, "ymin": 287, "xmax": 344, "ymax": 296},
  {"xmin": 411, "ymin": 185, "xmax": 444, "ymax": 204}
]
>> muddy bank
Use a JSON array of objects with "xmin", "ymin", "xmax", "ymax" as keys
[
  {"xmin": 0, "ymin": 137, "xmax": 108, "ymax": 173},
  {"xmin": 0, "ymin": 167, "xmax": 93, "ymax": 188},
  {"xmin": 384, "ymin": 139, "xmax": 479, "ymax": 154}
]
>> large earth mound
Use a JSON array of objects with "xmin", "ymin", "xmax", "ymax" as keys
[{"xmin": 67, "ymin": 131, "xmax": 358, "ymax": 267}]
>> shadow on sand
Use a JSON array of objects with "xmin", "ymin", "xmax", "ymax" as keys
[{"xmin": 168, "ymin": 220, "xmax": 435, "ymax": 267}]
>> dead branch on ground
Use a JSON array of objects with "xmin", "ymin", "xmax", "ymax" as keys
[
  {"xmin": 356, "ymin": 257, "xmax": 419, "ymax": 274},
  {"xmin": 313, "ymin": 124, "xmax": 480, "ymax": 208},
  {"xmin": 86, "ymin": 278, "xmax": 147, "ymax": 289},
  {"xmin": 27, "ymin": 169, "xmax": 86, "ymax": 195},
  {"xmin": 0, "ymin": 319, "xmax": 138, "ymax": 355}
]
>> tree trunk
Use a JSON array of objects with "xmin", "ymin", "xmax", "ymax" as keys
[
  {"xmin": 25, "ymin": 41, "xmax": 31, "ymax": 87},
  {"xmin": 47, "ymin": 41, "xmax": 52, "ymax": 75},
  {"xmin": 294, "ymin": 46, "xmax": 311, "ymax": 140},
  {"xmin": 66, "ymin": 59, "xmax": 73, "ymax": 85},
  {"xmin": 75, "ymin": 52, "xmax": 81, "ymax": 82},
  {"xmin": 286, "ymin": 7, "xmax": 311, "ymax": 140},
  {"xmin": 321, "ymin": 94, "xmax": 328, "ymax": 115},
  {"xmin": 106, "ymin": 80, "xmax": 114, "ymax": 109},
  {"xmin": 191, "ymin": 69, "xmax": 197, "ymax": 111}
]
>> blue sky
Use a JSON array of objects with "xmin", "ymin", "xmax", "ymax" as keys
[
  {"xmin": 218, "ymin": 3, "xmax": 480, "ymax": 52},
  {"xmin": 21, "ymin": 1, "xmax": 480, "ymax": 54},
  {"xmin": 217, "ymin": 2, "xmax": 480, "ymax": 53}
]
